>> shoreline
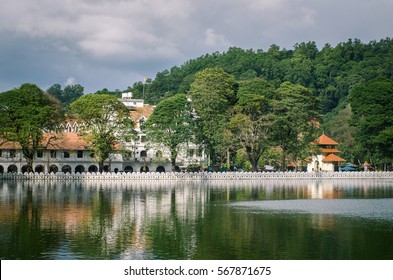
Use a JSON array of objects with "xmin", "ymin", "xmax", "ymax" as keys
[{"xmin": 1, "ymin": 171, "xmax": 393, "ymax": 181}]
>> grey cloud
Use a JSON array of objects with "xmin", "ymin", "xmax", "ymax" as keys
[{"xmin": 0, "ymin": 0, "xmax": 392, "ymax": 93}]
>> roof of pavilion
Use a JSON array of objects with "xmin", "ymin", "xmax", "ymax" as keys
[
  {"xmin": 313, "ymin": 134, "xmax": 339, "ymax": 146},
  {"xmin": 322, "ymin": 153, "xmax": 346, "ymax": 162}
]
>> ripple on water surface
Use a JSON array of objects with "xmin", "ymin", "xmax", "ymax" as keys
[{"xmin": 232, "ymin": 198, "xmax": 393, "ymax": 221}]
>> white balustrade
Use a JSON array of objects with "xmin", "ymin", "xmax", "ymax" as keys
[{"xmin": 1, "ymin": 171, "xmax": 393, "ymax": 181}]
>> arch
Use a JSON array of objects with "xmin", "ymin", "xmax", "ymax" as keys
[
  {"xmin": 7, "ymin": 165, "xmax": 18, "ymax": 173},
  {"xmin": 75, "ymin": 165, "xmax": 85, "ymax": 173},
  {"xmin": 0, "ymin": 165, "xmax": 4, "ymax": 173},
  {"xmin": 114, "ymin": 168, "xmax": 119, "ymax": 173},
  {"xmin": 140, "ymin": 166, "xmax": 149, "ymax": 173},
  {"xmin": 156, "ymin": 166, "xmax": 165, "ymax": 173},
  {"xmin": 88, "ymin": 165, "xmax": 98, "ymax": 173},
  {"xmin": 314, "ymin": 160, "xmax": 320, "ymax": 172},
  {"xmin": 62, "ymin": 165, "xmax": 72, "ymax": 173},
  {"xmin": 124, "ymin": 166, "xmax": 133, "ymax": 173},
  {"xmin": 103, "ymin": 165, "xmax": 110, "ymax": 172},
  {"xmin": 174, "ymin": 166, "xmax": 181, "ymax": 172},
  {"xmin": 156, "ymin": 150, "xmax": 163, "ymax": 158},
  {"xmin": 22, "ymin": 165, "xmax": 32, "ymax": 173},
  {"xmin": 35, "ymin": 165, "xmax": 45, "ymax": 173},
  {"xmin": 49, "ymin": 165, "xmax": 59, "ymax": 173},
  {"xmin": 140, "ymin": 150, "xmax": 147, "ymax": 157}
]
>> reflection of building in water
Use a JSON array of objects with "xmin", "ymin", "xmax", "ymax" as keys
[
  {"xmin": 0, "ymin": 180, "xmax": 208, "ymax": 259},
  {"xmin": 1, "ymin": 179, "xmax": 393, "ymax": 258},
  {"xmin": 308, "ymin": 180, "xmax": 335, "ymax": 199}
]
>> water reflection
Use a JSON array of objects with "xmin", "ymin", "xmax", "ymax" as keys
[{"xmin": 1, "ymin": 179, "xmax": 393, "ymax": 260}]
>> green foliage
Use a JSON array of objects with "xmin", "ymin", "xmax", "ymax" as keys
[
  {"xmin": 128, "ymin": 38, "xmax": 393, "ymax": 113},
  {"xmin": 47, "ymin": 84, "xmax": 84, "ymax": 108},
  {"xmin": 0, "ymin": 84, "xmax": 64, "ymax": 171},
  {"xmin": 94, "ymin": 88, "xmax": 122, "ymax": 98},
  {"xmin": 272, "ymin": 82, "xmax": 321, "ymax": 170},
  {"xmin": 188, "ymin": 68, "xmax": 238, "ymax": 163},
  {"xmin": 70, "ymin": 94, "xmax": 135, "ymax": 172},
  {"xmin": 350, "ymin": 77, "xmax": 393, "ymax": 162},
  {"xmin": 227, "ymin": 113, "xmax": 273, "ymax": 171},
  {"xmin": 322, "ymin": 104, "xmax": 359, "ymax": 162},
  {"xmin": 144, "ymin": 94, "xmax": 194, "ymax": 170},
  {"xmin": 227, "ymin": 78, "xmax": 276, "ymax": 171}
]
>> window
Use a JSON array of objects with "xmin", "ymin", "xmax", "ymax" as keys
[
  {"xmin": 50, "ymin": 150, "xmax": 57, "ymax": 158},
  {"xmin": 140, "ymin": 135, "xmax": 146, "ymax": 143},
  {"xmin": 10, "ymin": 150, "xmax": 16, "ymax": 158},
  {"xmin": 187, "ymin": 149, "xmax": 194, "ymax": 157},
  {"xmin": 0, "ymin": 150, "xmax": 2, "ymax": 157},
  {"xmin": 64, "ymin": 151, "xmax": 70, "ymax": 158},
  {"xmin": 77, "ymin": 151, "xmax": 83, "ymax": 158},
  {"xmin": 37, "ymin": 150, "xmax": 43, "ymax": 158}
]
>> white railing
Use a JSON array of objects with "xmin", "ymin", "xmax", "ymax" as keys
[{"xmin": 1, "ymin": 171, "xmax": 393, "ymax": 180}]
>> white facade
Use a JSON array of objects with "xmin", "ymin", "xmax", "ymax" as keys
[
  {"xmin": 307, "ymin": 154, "xmax": 335, "ymax": 172},
  {"xmin": 0, "ymin": 95, "xmax": 207, "ymax": 174}
]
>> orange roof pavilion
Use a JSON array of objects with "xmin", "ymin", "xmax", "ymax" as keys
[
  {"xmin": 313, "ymin": 134, "xmax": 339, "ymax": 146},
  {"xmin": 322, "ymin": 153, "xmax": 346, "ymax": 163}
]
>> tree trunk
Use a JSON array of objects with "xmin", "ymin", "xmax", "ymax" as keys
[
  {"xmin": 22, "ymin": 148, "xmax": 34, "ymax": 173},
  {"xmin": 281, "ymin": 146, "xmax": 287, "ymax": 171},
  {"xmin": 226, "ymin": 149, "xmax": 230, "ymax": 170},
  {"xmin": 170, "ymin": 147, "xmax": 178, "ymax": 172},
  {"xmin": 246, "ymin": 146, "xmax": 259, "ymax": 172},
  {"xmin": 98, "ymin": 160, "xmax": 104, "ymax": 173}
]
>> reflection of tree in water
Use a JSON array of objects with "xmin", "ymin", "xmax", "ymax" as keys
[{"xmin": 1, "ymin": 179, "xmax": 393, "ymax": 259}]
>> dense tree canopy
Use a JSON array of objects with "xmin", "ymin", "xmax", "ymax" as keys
[
  {"xmin": 2, "ymin": 38, "xmax": 393, "ymax": 171},
  {"xmin": 144, "ymin": 94, "xmax": 194, "ymax": 171},
  {"xmin": 124, "ymin": 38, "xmax": 392, "ymax": 169},
  {"xmin": 228, "ymin": 78, "xmax": 276, "ymax": 171},
  {"xmin": 0, "ymin": 84, "xmax": 64, "ymax": 171},
  {"xmin": 47, "ymin": 84, "xmax": 84, "ymax": 108},
  {"xmin": 70, "ymin": 94, "xmax": 134, "ymax": 172},
  {"xmin": 131, "ymin": 38, "xmax": 393, "ymax": 110},
  {"xmin": 188, "ymin": 68, "xmax": 238, "ymax": 164},
  {"xmin": 350, "ymin": 78, "xmax": 393, "ymax": 163},
  {"xmin": 272, "ymin": 82, "xmax": 320, "ymax": 170}
]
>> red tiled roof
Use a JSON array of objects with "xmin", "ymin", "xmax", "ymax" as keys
[
  {"xmin": 322, "ymin": 148, "xmax": 340, "ymax": 154},
  {"xmin": 1, "ymin": 132, "xmax": 122, "ymax": 151},
  {"xmin": 314, "ymin": 134, "xmax": 339, "ymax": 146},
  {"xmin": 322, "ymin": 154, "xmax": 346, "ymax": 162},
  {"xmin": 130, "ymin": 105, "xmax": 154, "ymax": 124},
  {"xmin": 45, "ymin": 133, "xmax": 89, "ymax": 150}
]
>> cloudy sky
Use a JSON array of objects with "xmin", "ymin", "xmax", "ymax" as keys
[{"xmin": 1, "ymin": 0, "xmax": 392, "ymax": 93}]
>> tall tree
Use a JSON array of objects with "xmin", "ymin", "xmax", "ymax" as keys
[
  {"xmin": 350, "ymin": 77, "xmax": 393, "ymax": 164},
  {"xmin": 47, "ymin": 84, "xmax": 84, "ymax": 108},
  {"xmin": 188, "ymin": 68, "xmax": 238, "ymax": 164},
  {"xmin": 272, "ymin": 82, "xmax": 320, "ymax": 170},
  {"xmin": 227, "ymin": 113, "xmax": 273, "ymax": 171},
  {"xmin": 0, "ymin": 84, "xmax": 64, "ymax": 172},
  {"xmin": 144, "ymin": 94, "xmax": 194, "ymax": 171},
  {"xmin": 70, "ymin": 94, "xmax": 134, "ymax": 172},
  {"xmin": 228, "ymin": 78, "xmax": 275, "ymax": 171}
]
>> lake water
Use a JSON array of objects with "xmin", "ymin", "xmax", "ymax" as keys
[{"xmin": 1, "ymin": 179, "xmax": 393, "ymax": 260}]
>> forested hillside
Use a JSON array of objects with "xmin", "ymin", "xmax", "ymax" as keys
[
  {"xmin": 126, "ymin": 38, "xmax": 393, "ymax": 169},
  {"xmin": 38, "ymin": 38, "xmax": 393, "ymax": 170},
  {"xmin": 130, "ymin": 38, "xmax": 393, "ymax": 112}
]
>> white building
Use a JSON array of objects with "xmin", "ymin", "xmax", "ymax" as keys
[
  {"xmin": 307, "ymin": 134, "xmax": 346, "ymax": 172},
  {"xmin": 0, "ymin": 93, "xmax": 207, "ymax": 174}
]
